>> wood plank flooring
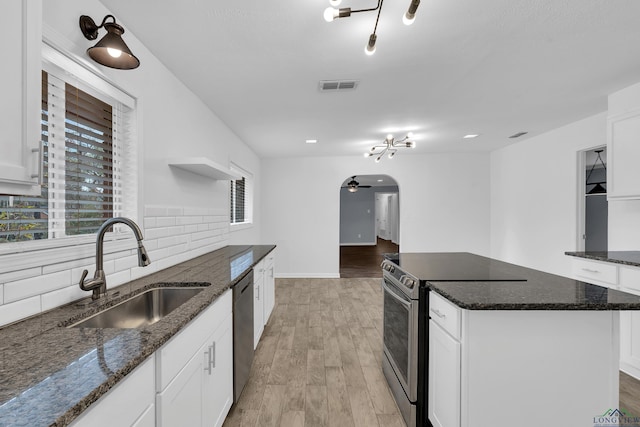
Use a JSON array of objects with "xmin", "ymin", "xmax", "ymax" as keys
[
  {"xmin": 223, "ymin": 278, "xmax": 404, "ymax": 427},
  {"xmin": 224, "ymin": 278, "xmax": 640, "ymax": 426},
  {"xmin": 340, "ymin": 238, "xmax": 399, "ymax": 278}
]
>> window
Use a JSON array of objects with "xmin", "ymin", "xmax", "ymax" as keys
[
  {"xmin": 229, "ymin": 164, "xmax": 253, "ymax": 226},
  {"xmin": 0, "ymin": 44, "xmax": 136, "ymax": 244}
]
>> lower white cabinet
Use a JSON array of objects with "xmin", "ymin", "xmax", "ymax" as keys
[
  {"xmin": 428, "ymin": 318, "xmax": 461, "ymax": 427},
  {"xmin": 156, "ymin": 290, "xmax": 233, "ymax": 427},
  {"xmin": 619, "ymin": 266, "xmax": 640, "ymax": 379},
  {"xmin": 70, "ymin": 357, "xmax": 155, "ymax": 427},
  {"xmin": 428, "ymin": 292, "xmax": 620, "ymax": 427},
  {"xmin": 263, "ymin": 252, "xmax": 275, "ymax": 324}
]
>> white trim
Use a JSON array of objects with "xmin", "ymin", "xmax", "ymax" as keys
[
  {"xmin": 230, "ymin": 222, "xmax": 253, "ymax": 232},
  {"xmin": 276, "ymin": 273, "xmax": 341, "ymax": 279},
  {"xmin": 340, "ymin": 241, "xmax": 377, "ymax": 246}
]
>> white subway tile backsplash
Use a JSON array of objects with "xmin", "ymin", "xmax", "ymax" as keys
[
  {"xmin": 144, "ymin": 217, "xmax": 157, "ymax": 229},
  {"xmin": 0, "ymin": 204, "xmax": 230, "ymax": 325},
  {"xmin": 0, "ymin": 267, "xmax": 42, "ymax": 284},
  {"xmin": 4, "ymin": 271, "xmax": 72, "ymax": 304},
  {"xmin": 0, "ymin": 296, "xmax": 41, "ymax": 327},
  {"xmin": 41, "ymin": 285, "xmax": 86, "ymax": 312},
  {"xmin": 145, "ymin": 206, "xmax": 168, "ymax": 217}
]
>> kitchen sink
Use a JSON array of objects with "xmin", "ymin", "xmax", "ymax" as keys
[{"xmin": 68, "ymin": 287, "xmax": 205, "ymax": 329}]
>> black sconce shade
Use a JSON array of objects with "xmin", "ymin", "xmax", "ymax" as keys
[{"xmin": 80, "ymin": 15, "xmax": 140, "ymax": 70}]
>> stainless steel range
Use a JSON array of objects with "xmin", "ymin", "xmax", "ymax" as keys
[{"xmin": 381, "ymin": 253, "xmax": 526, "ymax": 427}]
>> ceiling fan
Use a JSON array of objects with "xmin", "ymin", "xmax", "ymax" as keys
[{"xmin": 344, "ymin": 176, "xmax": 371, "ymax": 193}]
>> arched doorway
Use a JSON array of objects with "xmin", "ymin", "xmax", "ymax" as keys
[{"xmin": 339, "ymin": 174, "xmax": 399, "ymax": 277}]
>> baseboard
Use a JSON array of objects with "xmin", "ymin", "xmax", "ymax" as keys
[
  {"xmin": 275, "ymin": 273, "xmax": 341, "ymax": 279},
  {"xmin": 339, "ymin": 242, "xmax": 377, "ymax": 246},
  {"xmin": 621, "ymin": 361, "xmax": 640, "ymax": 381}
]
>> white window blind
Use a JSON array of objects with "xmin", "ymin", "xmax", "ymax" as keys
[
  {"xmin": 0, "ymin": 45, "xmax": 136, "ymax": 244},
  {"xmin": 229, "ymin": 163, "xmax": 253, "ymax": 226}
]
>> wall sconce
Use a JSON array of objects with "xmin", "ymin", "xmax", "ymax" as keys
[
  {"xmin": 79, "ymin": 15, "xmax": 140, "ymax": 70},
  {"xmin": 324, "ymin": 0, "xmax": 421, "ymax": 55}
]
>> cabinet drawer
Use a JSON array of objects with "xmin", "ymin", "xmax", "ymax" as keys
[
  {"xmin": 619, "ymin": 266, "xmax": 640, "ymax": 296},
  {"xmin": 429, "ymin": 292, "xmax": 461, "ymax": 340},
  {"xmin": 572, "ymin": 259, "xmax": 618, "ymax": 286},
  {"xmin": 156, "ymin": 290, "xmax": 232, "ymax": 391},
  {"xmin": 253, "ymin": 260, "xmax": 265, "ymax": 283}
]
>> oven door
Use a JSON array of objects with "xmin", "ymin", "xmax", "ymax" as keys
[{"xmin": 382, "ymin": 275, "xmax": 419, "ymax": 401}]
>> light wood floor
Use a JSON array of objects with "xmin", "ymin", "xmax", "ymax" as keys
[
  {"xmin": 223, "ymin": 277, "xmax": 404, "ymax": 427},
  {"xmin": 224, "ymin": 278, "xmax": 640, "ymax": 426}
]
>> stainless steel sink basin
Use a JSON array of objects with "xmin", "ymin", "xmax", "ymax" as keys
[{"xmin": 69, "ymin": 287, "xmax": 205, "ymax": 328}]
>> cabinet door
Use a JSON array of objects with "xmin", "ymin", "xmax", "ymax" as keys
[
  {"xmin": 0, "ymin": 0, "xmax": 42, "ymax": 195},
  {"xmin": 429, "ymin": 320, "xmax": 461, "ymax": 427},
  {"xmin": 263, "ymin": 259, "xmax": 275, "ymax": 323},
  {"xmin": 157, "ymin": 342, "xmax": 207, "ymax": 427},
  {"xmin": 203, "ymin": 314, "xmax": 234, "ymax": 427},
  {"xmin": 254, "ymin": 277, "xmax": 264, "ymax": 349},
  {"xmin": 608, "ymin": 111, "xmax": 640, "ymax": 200},
  {"xmin": 70, "ymin": 357, "xmax": 155, "ymax": 427}
]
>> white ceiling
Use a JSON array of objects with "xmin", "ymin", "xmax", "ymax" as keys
[{"xmin": 100, "ymin": 0, "xmax": 640, "ymax": 160}]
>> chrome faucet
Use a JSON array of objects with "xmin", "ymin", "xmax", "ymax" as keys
[{"xmin": 79, "ymin": 217, "xmax": 151, "ymax": 300}]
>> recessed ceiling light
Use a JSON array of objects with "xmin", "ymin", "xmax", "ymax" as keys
[
  {"xmin": 463, "ymin": 134, "xmax": 480, "ymax": 139},
  {"xmin": 377, "ymin": 179, "xmax": 384, "ymax": 182},
  {"xmin": 305, "ymin": 139, "xmax": 317, "ymax": 144}
]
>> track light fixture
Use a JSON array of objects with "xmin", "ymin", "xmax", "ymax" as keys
[
  {"xmin": 79, "ymin": 15, "xmax": 140, "ymax": 70},
  {"xmin": 323, "ymin": 0, "xmax": 420, "ymax": 55},
  {"xmin": 364, "ymin": 133, "xmax": 416, "ymax": 162}
]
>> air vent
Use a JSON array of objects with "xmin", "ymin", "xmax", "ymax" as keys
[
  {"xmin": 319, "ymin": 80, "xmax": 359, "ymax": 92},
  {"xmin": 508, "ymin": 131, "xmax": 528, "ymax": 139}
]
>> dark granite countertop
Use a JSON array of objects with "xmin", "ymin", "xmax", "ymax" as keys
[
  {"xmin": 0, "ymin": 244, "xmax": 275, "ymax": 427},
  {"xmin": 565, "ymin": 250, "xmax": 640, "ymax": 267},
  {"xmin": 386, "ymin": 252, "xmax": 640, "ymax": 310}
]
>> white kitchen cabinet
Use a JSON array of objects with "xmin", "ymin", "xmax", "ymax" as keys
[
  {"xmin": 156, "ymin": 290, "xmax": 233, "ymax": 427},
  {"xmin": 253, "ymin": 259, "xmax": 265, "ymax": 349},
  {"xmin": 263, "ymin": 252, "xmax": 275, "ymax": 324},
  {"xmin": 607, "ymin": 110, "xmax": 640, "ymax": 200},
  {"xmin": 428, "ymin": 292, "xmax": 619, "ymax": 427},
  {"xmin": 70, "ymin": 357, "xmax": 155, "ymax": 427},
  {"xmin": 0, "ymin": 0, "xmax": 43, "ymax": 196},
  {"xmin": 429, "ymin": 318, "xmax": 461, "ymax": 427},
  {"xmin": 570, "ymin": 258, "xmax": 618, "ymax": 289},
  {"xmin": 619, "ymin": 266, "xmax": 640, "ymax": 379}
]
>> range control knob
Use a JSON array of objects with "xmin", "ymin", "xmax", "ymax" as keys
[{"xmin": 382, "ymin": 262, "xmax": 395, "ymax": 273}]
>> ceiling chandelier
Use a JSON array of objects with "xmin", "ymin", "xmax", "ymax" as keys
[
  {"xmin": 323, "ymin": 0, "xmax": 421, "ymax": 55},
  {"xmin": 365, "ymin": 133, "xmax": 415, "ymax": 162}
]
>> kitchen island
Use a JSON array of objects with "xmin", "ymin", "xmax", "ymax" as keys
[
  {"xmin": 383, "ymin": 252, "xmax": 640, "ymax": 427},
  {"xmin": 0, "ymin": 245, "xmax": 274, "ymax": 427}
]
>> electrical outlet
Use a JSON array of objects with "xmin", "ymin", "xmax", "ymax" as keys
[{"xmin": 358, "ymin": 234, "xmax": 361, "ymax": 238}]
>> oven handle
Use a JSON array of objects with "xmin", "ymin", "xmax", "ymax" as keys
[{"xmin": 382, "ymin": 279, "xmax": 412, "ymax": 310}]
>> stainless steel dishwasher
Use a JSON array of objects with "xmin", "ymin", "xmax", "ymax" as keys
[{"xmin": 233, "ymin": 270, "xmax": 254, "ymax": 403}]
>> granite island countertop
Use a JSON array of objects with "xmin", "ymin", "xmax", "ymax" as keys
[
  {"xmin": 565, "ymin": 250, "xmax": 640, "ymax": 267},
  {"xmin": 386, "ymin": 252, "xmax": 640, "ymax": 310},
  {"xmin": 0, "ymin": 244, "xmax": 275, "ymax": 427}
]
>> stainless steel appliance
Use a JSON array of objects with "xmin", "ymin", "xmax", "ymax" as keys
[
  {"xmin": 381, "ymin": 253, "xmax": 526, "ymax": 427},
  {"xmin": 233, "ymin": 270, "xmax": 254, "ymax": 402}
]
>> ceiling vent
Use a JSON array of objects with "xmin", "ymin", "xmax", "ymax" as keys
[
  {"xmin": 319, "ymin": 80, "xmax": 359, "ymax": 92},
  {"xmin": 508, "ymin": 131, "xmax": 528, "ymax": 139}
]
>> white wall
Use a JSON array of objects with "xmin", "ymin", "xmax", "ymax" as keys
[
  {"xmin": 262, "ymin": 153, "xmax": 490, "ymax": 277},
  {"xmin": 490, "ymin": 112, "xmax": 607, "ymax": 276},
  {"xmin": 0, "ymin": 0, "xmax": 260, "ymax": 326}
]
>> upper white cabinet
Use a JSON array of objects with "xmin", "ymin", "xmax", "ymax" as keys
[
  {"xmin": 0, "ymin": 0, "xmax": 42, "ymax": 196},
  {"xmin": 607, "ymin": 110, "xmax": 640, "ymax": 200}
]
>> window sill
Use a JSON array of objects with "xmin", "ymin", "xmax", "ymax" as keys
[{"xmin": 230, "ymin": 222, "xmax": 253, "ymax": 232}]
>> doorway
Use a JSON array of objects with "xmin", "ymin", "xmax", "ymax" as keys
[
  {"xmin": 339, "ymin": 174, "xmax": 399, "ymax": 277},
  {"xmin": 578, "ymin": 147, "xmax": 608, "ymax": 252}
]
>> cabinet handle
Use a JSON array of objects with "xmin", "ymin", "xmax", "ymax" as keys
[
  {"xmin": 581, "ymin": 268, "xmax": 600, "ymax": 273},
  {"xmin": 30, "ymin": 143, "xmax": 43, "ymax": 185},
  {"xmin": 256, "ymin": 286, "xmax": 260, "ymax": 299},
  {"xmin": 431, "ymin": 308, "xmax": 446, "ymax": 319},
  {"xmin": 204, "ymin": 347, "xmax": 212, "ymax": 375}
]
